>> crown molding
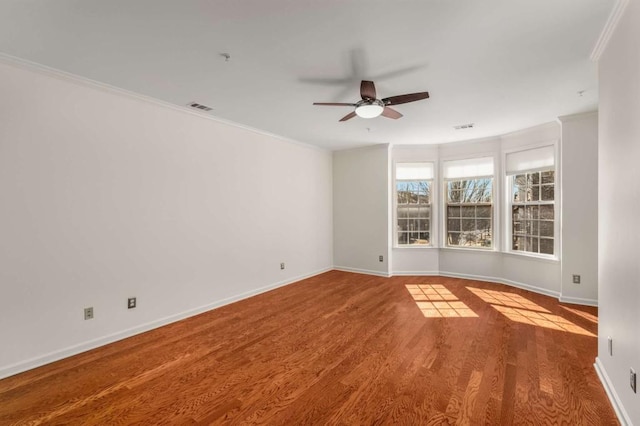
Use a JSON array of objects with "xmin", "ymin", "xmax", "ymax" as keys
[
  {"xmin": 590, "ymin": 0, "xmax": 630, "ymax": 61},
  {"xmin": 0, "ymin": 52, "xmax": 328, "ymax": 153}
]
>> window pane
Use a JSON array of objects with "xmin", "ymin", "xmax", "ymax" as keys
[
  {"xmin": 461, "ymin": 206, "xmax": 475, "ymax": 218},
  {"xmin": 461, "ymin": 219, "xmax": 476, "ymax": 232},
  {"xmin": 448, "ymin": 189, "xmax": 462, "ymax": 203},
  {"xmin": 447, "ymin": 206, "xmax": 461, "ymax": 218},
  {"xmin": 409, "ymin": 232, "xmax": 420, "ymax": 244},
  {"xmin": 398, "ymin": 232, "xmax": 409, "ymax": 245},
  {"xmin": 448, "ymin": 232, "xmax": 460, "ymax": 245},
  {"xmin": 530, "ymin": 220, "xmax": 539, "ymax": 235},
  {"xmin": 541, "ymin": 171, "xmax": 554, "ymax": 184},
  {"xmin": 513, "ymin": 236, "xmax": 524, "ymax": 251},
  {"xmin": 539, "ymin": 221, "xmax": 554, "ymax": 237},
  {"xmin": 531, "ymin": 185, "xmax": 540, "ymax": 201},
  {"xmin": 540, "ymin": 238, "xmax": 554, "ymax": 255},
  {"xmin": 416, "ymin": 206, "xmax": 430, "ymax": 218},
  {"xmin": 540, "ymin": 205, "xmax": 554, "ymax": 220},
  {"xmin": 541, "ymin": 185, "xmax": 554, "ymax": 201},
  {"xmin": 477, "ymin": 219, "xmax": 491, "ymax": 232},
  {"xmin": 448, "ymin": 219, "xmax": 460, "ymax": 232},
  {"xmin": 417, "ymin": 232, "xmax": 430, "ymax": 244},
  {"xmin": 477, "ymin": 206, "xmax": 491, "ymax": 218},
  {"xmin": 533, "ymin": 172, "xmax": 541, "ymax": 184}
]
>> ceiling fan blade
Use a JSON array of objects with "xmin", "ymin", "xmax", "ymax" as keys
[
  {"xmin": 360, "ymin": 80, "xmax": 377, "ymax": 100},
  {"xmin": 339, "ymin": 111, "xmax": 357, "ymax": 122},
  {"xmin": 382, "ymin": 92, "xmax": 430, "ymax": 105},
  {"xmin": 381, "ymin": 107, "xmax": 403, "ymax": 119},
  {"xmin": 313, "ymin": 102, "xmax": 356, "ymax": 106}
]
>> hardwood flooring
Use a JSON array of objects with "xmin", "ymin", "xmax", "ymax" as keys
[{"xmin": 0, "ymin": 271, "xmax": 618, "ymax": 425}]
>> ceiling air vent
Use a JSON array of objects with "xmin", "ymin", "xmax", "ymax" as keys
[
  {"xmin": 187, "ymin": 102, "xmax": 213, "ymax": 112},
  {"xmin": 454, "ymin": 123, "xmax": 474, "ymax": 130}
]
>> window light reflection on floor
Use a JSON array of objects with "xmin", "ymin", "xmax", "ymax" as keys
[
  {"xmin": 405, "ymin": 284, "xmax": 478, "ymax": 318},
  {"xmin": 560, "ymin": 305, "xmax": 598, "ymax": 323},
  {"xmin": 466, "ymin": 287, "xmax": 595, "ymax": 337}
]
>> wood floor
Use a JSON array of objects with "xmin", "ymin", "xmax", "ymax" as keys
[{"xmin": 0, "ymin": 271, "xmax": 618, "ymax": 425}]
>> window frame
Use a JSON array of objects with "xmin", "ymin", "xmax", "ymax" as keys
[
  {"xmin": 504, "ymin": 144, "xmax": 560, "ymax": 260},
  {"xmin": 393, "ymin": 161, "xmax": 435, "ymax": 248},
  {"xmin": 443, "ymin": 175, "xmax": 495, "ymax": 250}
]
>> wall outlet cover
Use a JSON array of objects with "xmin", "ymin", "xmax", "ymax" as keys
[{"xmin": 84, "ymin": 307, "xmax": 94, "ymax": 320}]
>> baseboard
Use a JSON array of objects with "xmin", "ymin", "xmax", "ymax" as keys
[
  {"xmin": 594, "ymin": 357, "xmax": 631, "ymax": 425},
  {"xmin": 0, "ymin": 267, "xmax": 332, "ymax": 380},
  {"xmin": 333, "ymin": 266, "xmax": 391, "ymax": 277},
  {"xmin": 434, "ymin": 271, "xmax": 561, "ymax": 299},
  {"xmin": 559, "ymin": 295, "xmax": 598, "ymax": 307},
  {"xmin": 392, "ymin": 270, "xmax": 439, "ymax": 276}
]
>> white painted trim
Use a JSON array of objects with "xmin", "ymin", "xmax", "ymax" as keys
[
  {"xmin": 0, "ymin": 267, "xmax": 332, "ymax": 380},
  {"xmin": 559, "ymin": 295, "xmax": 598, "ymax": 307},
  {"xmin": 333, "ymin": 266, "xmax": 391, "ymax": 278},
  {"xmin": 557, "ymin": 111, "xmax": 599, "ymax": 123},
  {"xmin": 392, "ymin": 270, "xmax": 440, "ymax": 276},
  {"xmin": 594, "ymin": 357, "xmax": 631, "ymax": 425},
  {"xmin": 439, "ymin": 271, "xmax": 561, "ymax": 299},
  {"xmin": 0, "ymin": 53, "xmax": 327, "ymax": 154},
  {"xmin": 590, "ymin": 0, "xmax": 630, "ymax": 61}
]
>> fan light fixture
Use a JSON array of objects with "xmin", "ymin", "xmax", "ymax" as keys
[{"xmin": 355, "ymin": 100, "xmax": 384, "ymax": 118}]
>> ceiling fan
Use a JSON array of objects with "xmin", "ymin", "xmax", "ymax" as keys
[{"xmin": 313, "ymin": 80, "xmax": 429, "ymax": 122}]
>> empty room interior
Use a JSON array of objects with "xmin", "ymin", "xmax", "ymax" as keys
[{"xmin": 0, "ymin": 1, "xmax": 638, "ymax": 424}]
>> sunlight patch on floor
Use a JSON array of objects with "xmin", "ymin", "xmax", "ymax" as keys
[
  {"xmin": 405, "ymin": 284, "xmax": 478, "ymax": 318},
  {"xmin": 560, "ymin": 305, "xmax": 598, "ymax": 323},
  {"xmin": 467, "ymin": 287, "xmax": 595, "ymax": 337}
]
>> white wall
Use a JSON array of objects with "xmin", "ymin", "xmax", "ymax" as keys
[
  {"xmin": 0, "ymin": 59, "xmax": 333, "ymax": 378},
  {"xmin": 559, "ymin": 112, "xmax": 599, "ymax": 305},
  {"xmin": 333, "ymin": 144, "xmax": 390, "ymax": 276},
  {"xmin": 596, "ymin": 1, "xmax": 640, "ymax": 423}
]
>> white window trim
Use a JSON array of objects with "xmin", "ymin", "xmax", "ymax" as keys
[
  {"xmin": 393, "ymin": 161, "xmax": 436, "ymax": 248},
  {"xmin": 440, "ymin": 154, "xmax": 499, "ymax": 251},
  {"xmin": 502, "ymin": 142, "xmax": 560, "ymax": 260}
]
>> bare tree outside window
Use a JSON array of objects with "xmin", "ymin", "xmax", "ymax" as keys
[{"xmin": 446, "ymin": 178, "xmax": 493, "ymax": 248}]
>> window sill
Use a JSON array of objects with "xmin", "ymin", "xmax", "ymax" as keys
[
  {"xmin": 439, "ymin": 246, "xmax": 497, "ymax": 254},
  {"xmin": 502, "ymin": 251, "xmax": 560, "ymax": 263},
  {"xmin": 393, "ymin": 245, "xmax": 437, "ymax": 250}
]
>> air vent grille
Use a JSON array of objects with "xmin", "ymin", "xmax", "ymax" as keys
[
  {"xmin": 454, "ymin": 123, "xmax": 474, "ymax": 130},
  {"xmin": 188, "ymin": 102, "xmax": 213, "ymax": 112}
]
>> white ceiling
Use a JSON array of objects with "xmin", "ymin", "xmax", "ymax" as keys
[{"xmin": 0, "ymin": 0, "xmax": 614, "ymax": 150}]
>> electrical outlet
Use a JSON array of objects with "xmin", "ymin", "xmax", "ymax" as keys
[
  {"xmin": 608, "ymin": 336, "xmax": 613, "ymax": 356},
  {"xmin": 280, "ymin": 262, "xmax": 285, "ymax": 270},
  {"xmin": 572, "ymin": 274, "xmax": 581, "ymax": 284},
  {"xmin": 379, "ymin": 255, "xmax": 384, "ymax": 262},
  {"xmin": 631, "ymin": 368, "xmax": 637, "ymax": 393},
  {"xmin": 128, "ymin": 297, "xmax": 137, "ymax": 309},
  {"xmin": 84, "ymin": 307, "xmax": 94, "ymax": 320}
]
